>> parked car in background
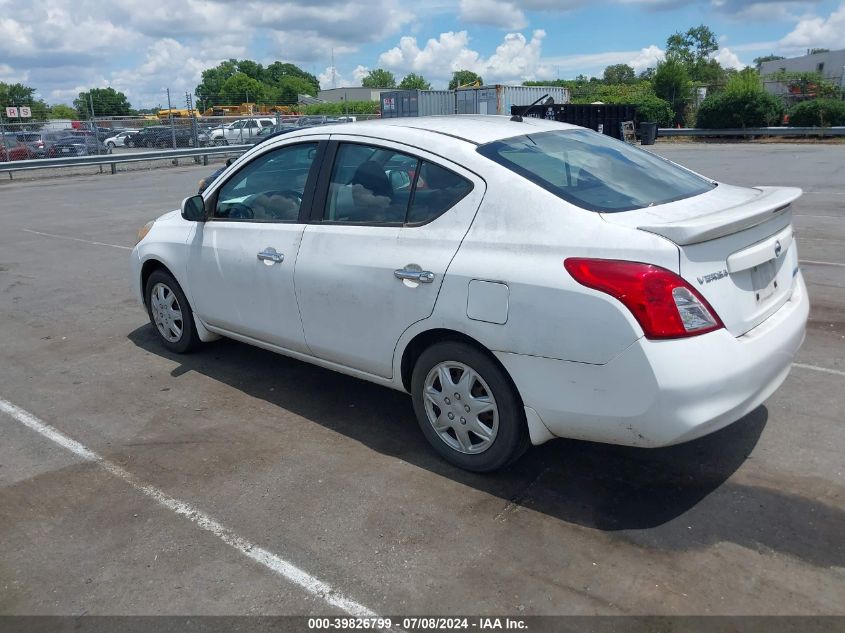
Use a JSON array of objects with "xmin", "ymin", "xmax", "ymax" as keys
[
  {"xmin": 126, "ymin": 126, "xmax": 208, "ymax": 148},
  {"xmin": 294, "ymin": 115, "xmax": 346, "ymax": 127},
  {"xmin": 0, "ymin": 133, "xmax": 38, "ymax": 161},
  {"xmin": 208, "ymin": 118, "xmax": 275, "ymax": 145},
  {"xmin": 249, "ymin": 124, "xmax": 299, "ymax": 146},
  {"xmin": 46, "ymin": 135, "xmax": 109, "ymax": 156},
  {"xmin": 126, "ymin": 127, "xmax": 168, "ymax": 148},
  {"xmin": 133, "ymin": 116, "xmax": 809, "ymax": 472},
  {"xmin": 103, "ymin": 130, "xmax": 139, "ymax": 149}
]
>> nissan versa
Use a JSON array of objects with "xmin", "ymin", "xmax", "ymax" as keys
[{"xmin": 131, "ymin": 116, "xmax": 809, "ymax": 472}]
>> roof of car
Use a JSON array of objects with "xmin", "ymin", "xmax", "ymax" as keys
[{"xmin": 282, "ymin": 115, "xmax": 580, "ymax": 146}]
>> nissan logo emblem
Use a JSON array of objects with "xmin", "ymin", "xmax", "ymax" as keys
[{"xmin": 774, "ymin": 240, "xmax": 782, "ymax": 257}]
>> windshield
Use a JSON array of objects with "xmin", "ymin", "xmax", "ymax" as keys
[{"xmin": 477, "ymin": 129, "xmax": 715, "ymax": 212}]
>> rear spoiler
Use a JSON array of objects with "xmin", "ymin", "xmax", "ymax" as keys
[{"xmin": 637, "ymin": 187, "xmax": 802, "ymax": 245}]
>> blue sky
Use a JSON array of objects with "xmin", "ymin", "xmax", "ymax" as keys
[{"xmin": 0, "ymin": 0, "xmax": 843, "ymax": 108}]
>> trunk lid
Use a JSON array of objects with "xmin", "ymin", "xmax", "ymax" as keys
[{"xmin": 601, "ymin": 184, "xmax": 802, "ymax": 337}]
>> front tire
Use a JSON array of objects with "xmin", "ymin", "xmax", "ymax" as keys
[
  {"xmin": 411, "ymin": 341, "xmax": 529, "ymax": 472},
  {"xmin": 144, "ymin": 270, "xmax": 199, "ymax": 354}
]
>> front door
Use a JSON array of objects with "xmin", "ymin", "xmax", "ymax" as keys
[
  {"xmin": 186, "ymin": 140, "xmax": 323, "ymax": 352},
  {"xmin": 295, "ymin": 138, "xmax": 485, "ymax": 378}
]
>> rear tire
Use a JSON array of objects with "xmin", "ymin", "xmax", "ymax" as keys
[
  {"xmin": 144, "ymin": 270, "xmax": 200, "ymax": 354},
  {"xmin": 411, "ymin": 341, "xmax": 529, "ymax": 472}
]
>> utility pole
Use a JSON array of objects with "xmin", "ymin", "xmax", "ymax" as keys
[
  {"xmin": 186, "ymin": 91, "xmax": 199, "ymax": 150},
  {"xmin": 166, "ymin": 88, "xmax": 176, "ymax": 149},
  {"xmin": 88, "ymin": 92, "xmax": 97, "ymax": 155}
]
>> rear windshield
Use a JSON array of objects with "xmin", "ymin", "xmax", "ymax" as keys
[{"xmin": 477, "ymin": 129, "xmax": 715, "ymax": 212}]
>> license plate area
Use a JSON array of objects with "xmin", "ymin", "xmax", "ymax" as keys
[{"xmin": 751, "ymin": 259, "xmax": 777, "ymax": 303}]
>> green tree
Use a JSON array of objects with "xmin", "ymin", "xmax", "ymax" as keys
[
  {"xmin": 666, "ymin": 25, "xmax": 724, "ymax": 83},
  {"xmin": 0, "ymin": 82, "xmax": 49, "ymax": 121},
  {"xmin": 754, "ymin": 54, "xmax": 785, "ymax": 70},
  {"xmin": 449, "ymin": 70, "xmax": 483, "ymax": 89},
  {"xmin": 48, "ymin": 104, "xmax": 78, "ymax": 119},
  {"xmin": 789, "ymin": 99, "xmax": 845, "ymax": 127},
  {"xmin": 196, "ymin": 59, "xmax": 239, "ymax": 106},
  {"xmin": 219, "ymin": 73, "xmax": 267, "ymax": 104},
  {"xmin": 809, "ymin": 48, "xmax": 830, "ymax": 55},
  {"xmin": 603, "ymin": 64, "xmax": 635, "ymax": 84},
  {"xmin": 236, "ymin": 60, "xmax": 264, "ymax": 81},
  {"xmin": 399, "ymin": 73, "xmax": 432, "ymax": 90},
  {"xmin": 73, "ymin": 87, "xmax": 132, "ymax": 118},
  {"xmin": 697, "ymin": 70, "xmax": 784, "ymax": 128},
  {"xmin": 361, "ymin": 68, "xmax": 396, "ymax": 88},
  {"xmin": 265, "ymin": 62, "xmax": 320, "ymax": 94},
  {"xmin": 268, "ymin": 76, "xmax": 319, "ymax": 105},
  {"xmin": 653, "ymin": 57, "xmax": 692, "ymax": 124},
  {"xmin": 666, "ymin": 25, "xmax": 718, "ymax": 67}
]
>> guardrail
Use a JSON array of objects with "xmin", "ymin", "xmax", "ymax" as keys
[
  {"xmin": 0, "ymin": 144, "xmax": 252, "ymax": 177},
  {"xmin": 658, "ymin": 126, "xmax": 845, "ymax": 137}
]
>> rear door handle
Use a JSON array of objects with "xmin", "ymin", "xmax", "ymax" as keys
[
  {"xmin": 257, "ymin": 247, "xmax": 284, "ymax": 264},
  {"xmin": 394, "ymin": 268, "xmax": 435, "ymax": 283}
]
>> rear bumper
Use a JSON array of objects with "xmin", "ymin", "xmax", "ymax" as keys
[{"xmin": 496, "ymin": 273, "xmax": 809, "ymax": 447}]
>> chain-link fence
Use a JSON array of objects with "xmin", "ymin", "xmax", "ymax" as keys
[{"xmin": 0, "ymin": 109, "xmax": 381, "ymax": 164}]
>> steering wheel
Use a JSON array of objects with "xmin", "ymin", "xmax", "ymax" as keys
[
  {"xmin": 225, "ymin": 203, "xmax": 253, "ymax": 219},
  {"xmin": 265, "ymin": 189, "xmax": 303, "ymax": 206},
  {"xmin": 258, "ymin": 190, "xmax": 304, "ymax": 220}
]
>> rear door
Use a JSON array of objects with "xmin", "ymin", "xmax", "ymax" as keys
[{"xmin": 294, "ymin": 137, "xmax": 485, "ymax": 378}]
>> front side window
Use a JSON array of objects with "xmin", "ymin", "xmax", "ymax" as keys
[
  {"xmin": 213, "ymin": 142, "xmax": 318, "ymax": 222},
  {"xmin": 323, "ymin": 143, "xmax": 472, "ymax": 225},
  {"xmin": 477, "ymin": 129, "xmax": 715, "ymax": 212}
]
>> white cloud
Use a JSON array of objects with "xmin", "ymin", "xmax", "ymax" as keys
[
  {"xmin": 109, "ymin": 38, "xmax": 215, "ymax": 107},
  {"xmin": 378, "ymin": 31, "xmax": 481, "ymax": 83},
  {"xmin": 352, "ymin": 65, "xmax": 371, "ymax": 83},
  {"xmin": 377, "ymin": 30, "xmax": 555, "ymax": 86},
  {"xmin": 628, "ymin": 45, "xmax": 665, "ymax": 72},
  {"xmin": 712, "ymin": 46, "xmax": 746, "ymax": 69},
  {"xmin": 779, "ymin": 3, "xmax": 845, "ymax": 51},
  {"xmin": 459, "ymin": 0, "xmax": 528, "ymax": 29},
  {"xmin": 317, "ymin": 64, "xmax": 371, "ymax": 89},
  {"xmin": 0, "ymin": 63, "xmax": 27, "ymax": 84},
  {"xmin": 318, "ymin": 66, "xmax": 351, "ymax": 89}
]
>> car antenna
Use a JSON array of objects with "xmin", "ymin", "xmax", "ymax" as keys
[{"xmin": 510, "ymin": 94, "xmax": 554, "ymax": 122}]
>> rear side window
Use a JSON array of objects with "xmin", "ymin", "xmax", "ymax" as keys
[
  {"xmin": 323, "ymin": 142, "xmax": 473, "ymax": 226},
  {"xmin": 477, "ymin": 129, "xmax": 714, "ymax": 212}
]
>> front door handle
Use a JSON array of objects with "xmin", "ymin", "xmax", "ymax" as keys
[
  {"xmin": 257, "ymin": 247, "xmax": 284, "ymax": 264},
  {"xmin": 394, "ymin": 268, "xmax": 435, "ymax": 283}
]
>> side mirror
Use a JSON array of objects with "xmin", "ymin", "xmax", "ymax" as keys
[{"xmin": 181, "ymin": 195, "xmax": 207, "ymax": 222}]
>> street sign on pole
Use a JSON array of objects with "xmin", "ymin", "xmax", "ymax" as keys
[
  {"xmin": 19, "ymin": 106, "xmax": 32, "ymax": 118},
  {"xmin": 5, "ymin": 107, "xmax": 18, "ymax": 118}
]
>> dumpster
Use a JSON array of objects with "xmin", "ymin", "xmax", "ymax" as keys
[
  {"xmin": 511, "ymin": 103, "xmax": 637, "ymax": 140},
  {"xmin": 639, "ymin": 122, "xmax": 658, "ymax": 145}
]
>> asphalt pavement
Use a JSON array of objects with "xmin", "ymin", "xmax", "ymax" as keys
[{"xmin": 0, "ymin": 143, "xmax": 843, "ymax": 617}]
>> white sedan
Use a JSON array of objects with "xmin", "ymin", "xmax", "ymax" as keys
[
  {"xmin": 103, "ymin": 130, "xmax": 139, "ymax": 149},
  {"xmin": 131, "ymin": 116, "xmax": 808, "ymax": 472}
]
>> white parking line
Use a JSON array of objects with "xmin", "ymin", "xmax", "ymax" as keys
[
  {"xmin": 0, "ymin": 397, "xmax": 379, "ymax": 618},
  {"xmin": 793, "ymin": 363, "xmax": 845, "ymax": 378},
  {"xmin": 22, "ymin": 228, "xmax": 132, "ymax": 251},
  {"xmin": 799, "ymin": 259, "xmax": 845, "ymax": 268}
]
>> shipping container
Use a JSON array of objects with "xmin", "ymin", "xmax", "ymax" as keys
[
  {"xmin": 455, "ymin": 89, "xmax": 478, "ymax": 115},
  {"xmin": 459, "ymin": 85, "xmax": 571, "ymax": 115},
  {"xmin": 380, "ymin": 90, "xmax": 455, "ymax": 118}
]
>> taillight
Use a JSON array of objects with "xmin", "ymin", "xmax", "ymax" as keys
[{"xmin": 564, "ymin": 258, "xmax": 723, "ymax": 339}]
